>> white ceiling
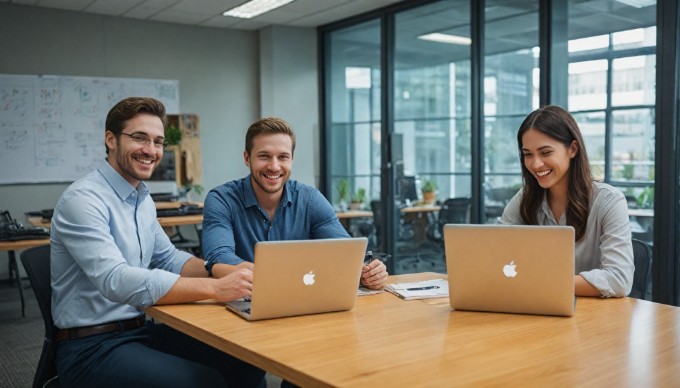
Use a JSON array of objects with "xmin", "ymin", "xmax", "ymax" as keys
[{"xmin": 1, "ymin": 0, "xmax": 405, "ymax": 30}]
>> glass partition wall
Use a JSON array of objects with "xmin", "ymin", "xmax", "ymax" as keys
[
  {"xmin": 321, "ymin": 0, "xmax": 666, "ymax": 292},
  {"xmin": 483, "ymin": 1, "xmax": 540, "ymax": 222},
  {"xmin": 391, "ymin": 0, "xmax": 471, "ymax": 272},
  {"xmin": 567, "ymin": 5, "xmax": 656, "ymax": 248},
  {"xmin": 326, "ymin": 20, "xmax": 382, "ymax": 212}
]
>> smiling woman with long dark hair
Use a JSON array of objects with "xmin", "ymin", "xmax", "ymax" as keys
[{"xmin": 500, "ymin": 105, "xmax": 634, "ymax": 297}]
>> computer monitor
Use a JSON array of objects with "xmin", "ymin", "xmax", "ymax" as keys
[
  {"xmin": 400, "ymin": 176, "xmax": 418, "ymax": 204},
  {"xmin": 148, "ymin": 148, "xmax": 179, "ymax": 196}
]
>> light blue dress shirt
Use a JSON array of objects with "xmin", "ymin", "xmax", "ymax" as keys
[
  {"xmin": 500, "ymin": 181, "xmax": 634, "ymax": 297},
  {"xmin": 50, "ymin": 161, "xmax": 192, "ymax": 329},
  {"xmin": 202, "ymin": 175, "xmax": 349, "ymax": 265}
]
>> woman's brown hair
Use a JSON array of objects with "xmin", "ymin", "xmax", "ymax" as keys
[{"xmin": 517, "ymin": 105, "xmax": 593, "ymax": 241}]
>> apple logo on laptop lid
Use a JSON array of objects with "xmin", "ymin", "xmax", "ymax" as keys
[
  {"xmin": 503, "ymin": 261, "xmax": 518, "ymax": 278},
  {"xmin": 303, "ymin": 271, "xmax": 316, "ymax": 285}
]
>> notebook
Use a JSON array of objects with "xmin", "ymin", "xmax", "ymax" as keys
[
  {"xmin": 226, "ymin": 237, "xmax": 368, "ymax": 321},
  {"xmin": 444, "ymin": 224, "xmax": 575, "ymax": 317}
]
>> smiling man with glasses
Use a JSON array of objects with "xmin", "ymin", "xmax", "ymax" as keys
[
  {"xmin": 119, "ymin": 132, "xmax": 169, "ymax": 150},
  {"xmin": 49, "ymin": 97, "xmax": 266, "ymax": 387}
]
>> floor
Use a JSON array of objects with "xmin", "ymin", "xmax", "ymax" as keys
[{"xmin": 0, "ymin": 278, "xmax": 284, "ymax": 387}]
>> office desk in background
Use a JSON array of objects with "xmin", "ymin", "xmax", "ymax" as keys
[
  {"xmin": 29, "ymin": 214, "xmax": 203, "ymax": 228},
  {"xmin": 0, "ymin": 238, "xmax": 50, "ymax": 317},
  {"xmin": 144, "ymin": 272, "xmax": 680, "ymax": 386},
  {"xmin": 28, "ymin": 201, "xmax": 205, "ymax": 229},
  {"xmin": 157, "ymin": 214, "xmax": 203, "ymax": 227},
  {"xmin": 335, "ymin": 205, "xmax": 440, "ymax": 219},
  {"xmin": 335, "ymin": 205, "xmax": 440, "ymax": 239},
  {"xmin": 336, "ymin": 210, "xmax": 374, "ymax": 220}
]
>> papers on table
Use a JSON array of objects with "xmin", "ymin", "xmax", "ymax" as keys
[{"xmin": 385, "ymin": 278, "xmax": 449, "ymax": 300}]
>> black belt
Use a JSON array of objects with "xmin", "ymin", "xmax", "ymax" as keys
[{"xmin": 54, "ymin": 314, "xmax": 146, "ymax": 343}]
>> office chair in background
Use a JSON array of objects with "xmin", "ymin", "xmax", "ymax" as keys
[
  {"xmin": 412, "ymin": 197, "xmax": 471, "ymax": 272},
  {"xmin": 20, "ymin": 245, "xmax": 61, "ymax": 388},
  {"xmin": 484, "ymin": 186, "xmax": 517, "ymax": 223},
  {"xmin": 426, "ymin": 197, "xmax": 471, "ymax": 245},
  {"xmin": 370, "ymin": 200, "xmax": 418, "ymax": 272},
  {"xmin": 370, "ymin": 200, "xmax": 415, "ymax": 247},
  {"xmin": 629, "ymin": 238, "xmax": 652, "ymax": 300}
]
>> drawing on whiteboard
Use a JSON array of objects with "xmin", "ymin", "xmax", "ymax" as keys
[
  {"xmin": 1, "ymin": 127, "xmax": 30, "ymax": 151},
  {"xmin": 1, "ymin": 87, "xmax": 31, "ymax": 121},
  {"xmin": 0, "ymin": 73, "xmax": 180, "ymax": 184}
]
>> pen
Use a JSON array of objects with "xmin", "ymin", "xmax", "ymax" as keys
[{"xmin": 406, "ymin": 286, "xmax": 440, "ymax": 291}]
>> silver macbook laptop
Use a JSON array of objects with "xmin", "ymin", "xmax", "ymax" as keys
[
  {"xmin": 444, "ymin": 224, "xmax": 575, "ymax": 317},
  {"xmin": 226, "ymin": 237, "xmax": 368, "ymax": 321}
]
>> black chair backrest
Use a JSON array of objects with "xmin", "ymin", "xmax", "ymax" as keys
[
  {"xmin": 630, "ymin": 238, "xmax": 652, "ymax": 299},
  {"xmin": 20, "ymin": 245, "xmax": 59, "ymax": 388},
  {"xmin": 370, "ymin": 200, "xmax": 382, "ymax": 247},
  {"xmin": 438, "ymin": 197, "xmax": 470, "ymax": 227}
]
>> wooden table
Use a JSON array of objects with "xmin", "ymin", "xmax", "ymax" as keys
[
  {"xmin": 157, "ymin": 214, "xmax": 203, "ymax": 227},
  {"xmin": 0, "ymin": 238, "xmax": 51, "ymax": 317},
  {"xmin": 335, "ymin": 210, "xmax": 373, "ymax": 219},
  {"xmin": 336, "ymin": 206, "xmax": 440, "ymax": 238},
  {"xmin": 335, "ymin": 205, "xmax": 440, "ymax": 218},
  {"xmin": 144, "ymin": 273, "xmax": 680, "ymax": 386},
  {"xmin": 29, "ymin": 214, "xmax": 203, "ymax": 228},
  {"xmin": 400, "ymin": 204, "xmax": 440, "ymax": 214},
  {"xmin": 26, "ymin": 216, "xmax": 51, "ymax": 229},
  {"xmin": 155, "ymin": 201, "xmax": 204, "ymax": 210}
]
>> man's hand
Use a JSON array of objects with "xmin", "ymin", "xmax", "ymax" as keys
[
  {"xmin": 361, "ymin": 259, "xmax": 388, "ymax": 290},
  {"xmin": 211, "ymin": 267, "xmax": 254, "ymax": 302}
]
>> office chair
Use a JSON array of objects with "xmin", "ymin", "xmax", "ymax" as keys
[
  {"xmin": 629, "ymin": 238, "xmax": 652, "ymax": 299},
  {"xmin": 370, "ymin": 200, "xmax": 415, "ymax": 245},
  {"xmin": 166, "ymin": 222, "xmax": 202, "ymax": 257},
  {"xmin": 413, "ymin": 197, "xmax": 471, "ymax": 272},
  {"xmin": 484, "ymin": 186, "xmax": 517, "ymax": 223},
  {"xmin": 20, "ymin": 245, "xmax": 61, "ymax": 388},
  {"xmin": 370, "ymin": 200, "xmax": 419, "ymax": 273},
  {"xmin": 194, "ymin": 225, "xmax": 203, "ymax": 258},
  {"xmin": 426, "ymin": 197, "xmax": 471, "ymax": 244}
]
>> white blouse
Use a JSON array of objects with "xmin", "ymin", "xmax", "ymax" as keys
[{"xmin": 500, "ymin": 181, "xmax": 634, "ymax": 297}]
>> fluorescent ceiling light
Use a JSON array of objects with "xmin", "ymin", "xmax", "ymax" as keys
[
  {"xmin": 223, "ymin": 0, "xmax": 296, "ymax": 19},
  {"xmin": 418, "ymin": 33, "xmax": 471, "ymax": 45},
  {"xmin": 614, "ymin": 0, "xmax": 655, "ymax": 8}
]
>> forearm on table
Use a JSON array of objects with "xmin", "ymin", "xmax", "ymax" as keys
[
  {"xmin": 156, "ymin": 277, "xmax": 216, "ymax": 304},
  {"xmin": 575, "ymin": 275, "xmax": 601, "ymax": 297}
]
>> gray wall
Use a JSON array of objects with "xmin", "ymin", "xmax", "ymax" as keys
[
  {"xmin": 260, "ymin": 25, "xmax": 320, "ymax": 186},
  {"xmin": 0, "ymin": 3, "xmax": 319, "ymax": 278}
]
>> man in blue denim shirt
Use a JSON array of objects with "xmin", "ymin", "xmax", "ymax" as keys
[
  {"xmin": 202, "ymin": 117, "xmax": 387, "ymax": 289},
  {"xmin": 51, "ymin": 97, "xmax": 265, "ymax": 387}
]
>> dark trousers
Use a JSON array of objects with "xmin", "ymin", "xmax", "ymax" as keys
[{"xmin": 56, "ymin": 320, "xmax": 265, "ymax": 388}]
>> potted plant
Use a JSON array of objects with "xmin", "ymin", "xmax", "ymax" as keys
[
  {"xmin": 165, "ymin": 124, "xmax": 182, "ymax": 146},
  {"xmin": 183, "ymin": 183, "xmax": 204, "ymax": 203},
  {"xmin": 336, "ymin": 179, "xmax": 350, "ymax": 211},
  {"xmin": 421, "ymin": 179, "xmax": 437, "ymax": 204},
  {"xmin": 350, "ymin": 187, "xmax": 366, "ymax": 210}
]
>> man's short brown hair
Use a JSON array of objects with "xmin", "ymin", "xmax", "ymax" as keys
[
  {"xmin": 105, "ymin": 97, "xmax": 167, "ymax": 154},
  {"xmin": 245, "ymin": 117, "xmax": 296, "ymax": 155}
]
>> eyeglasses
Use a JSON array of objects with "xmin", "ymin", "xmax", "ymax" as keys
[{"xmin": 120, "ymin": 133, "xmax": 168, "ymax": 150}]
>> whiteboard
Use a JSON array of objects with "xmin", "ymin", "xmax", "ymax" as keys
[{"xmin": 0, "ymin": 74, "xmax": 179, "ymax": 184}]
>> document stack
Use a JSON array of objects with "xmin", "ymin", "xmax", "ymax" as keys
[{"xmin": 385, "ymin": 278, "xmax": 449, "ymax": 300}]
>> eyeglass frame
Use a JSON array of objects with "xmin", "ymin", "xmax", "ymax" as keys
[{"xmin": 120, "ymin": 132, "xmax": 169, "ymax": 150}]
